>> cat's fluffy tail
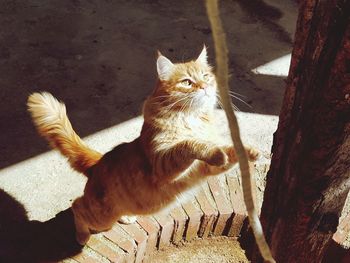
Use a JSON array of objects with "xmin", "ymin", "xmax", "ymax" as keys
[{"xmin": 27, "ymin": 92, "xmax": 102, "ymax": 175}]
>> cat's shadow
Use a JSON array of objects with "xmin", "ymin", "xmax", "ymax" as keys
[{"xmin": 0, "ymin": 189, "xmax": 82, "ymax": 262}]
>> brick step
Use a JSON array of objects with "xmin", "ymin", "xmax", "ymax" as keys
[
  {"xmin": 67, "ymin": 171, "xmax": 248, "ymax": 263},
  {"xmin": 66, "ymin": 164, "xmax": 350, "ymax": 263}
]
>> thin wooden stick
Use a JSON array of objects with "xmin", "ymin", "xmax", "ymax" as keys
[{"xmin": 205, "ymin": 1, "xmax": 275, "ymax": 262}]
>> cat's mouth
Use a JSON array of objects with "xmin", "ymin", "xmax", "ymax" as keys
[
  {"xmin": 203, "ymin": 89, "xmax": 210, "ymax": 97},
  {"xmin": 189, "ymin": 89, "xmax": 216, "ymax": 107},
  {"xmin": 198, "ymin": 87, "xmax": 214, "ymax": 98}
]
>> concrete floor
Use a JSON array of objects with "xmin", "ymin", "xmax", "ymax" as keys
[
  {"xmin": 0, "ymin": 0, "xmax": 299, "ymax": 262},
  {"xmin": 0, "ymin": 0, "xmax": 297, "ymax": 169},
  {"xmin": 0, "ymin": 0, "xmax": 298, "ymax": 223}
]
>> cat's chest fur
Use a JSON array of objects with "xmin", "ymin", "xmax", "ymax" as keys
[{"xmin": 162, "ymin": 112, "xmax": 218, "ymax": 143}]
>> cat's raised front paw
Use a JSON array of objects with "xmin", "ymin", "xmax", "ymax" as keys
[
  {"xmin": 222, "ymin": 146, "xmax": 238, "ymax": 164},
  {"xmin": 222, "ymin": 145, "xmax": 259, "ymax": 163},
  {"xmin": 119, "ymin": 215, "xmax": 137, "ymax": 225},
  {"xmin": 246, "ymin": 147, "xmax": 260, "ymax": 161},
  {"xmin": 206, "ymin": 147, "xmax": 228, "ymax": 166}
]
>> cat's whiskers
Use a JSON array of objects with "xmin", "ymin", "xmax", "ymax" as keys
[
  {"xmin": 151, "ymin": 95, "xmax": 173, "ymax": 105},
  {"xmin": 161, "ymin": 95, "xmax": 192, "ymax": 115},
  {"xmin": 231, "ymin": 102, "xmax": 240, "ymax": 112},
  {"xmin": 164, "ymin": 96, "xmax": 188, "ymax": 109},
  {"xmin": 178, "ymin": 100, "xmax": 189, "ymax": 115},
  {"xmin": 151, "ymin": 95, "xmax": 189, "ymax": 114},
  {"xmin": 228, "ymin": 90, "xmax": 246, "ymax": 98},
  {"xmin": 188, "ymin": 97, "xmax": 194, "ymax": 110},
  {"xmin": 178, "ymin": 97, "xmax": 188, "ymax": 111},
  {"xmin": 216, "ymin": 94, "xmax": 241, "ymax": 111},
  {"xmin": 181, "ymin": 96, "xmax": 195, "ymax": 113},
  {"xmin": 228, "ymin": 93, "xmax": 252, "ymax": 108},
  {"xmin": 215, "ymin": 94, "xmax": 241, "ymax": 112},
  {"xmin": 216, "ymin": 99, "xmax": 224, "ymax": 109},
  {"xmin": 153, "ymin": 95, "xmax": 172, "ymax": 100}
]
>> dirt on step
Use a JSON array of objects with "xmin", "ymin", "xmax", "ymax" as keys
[{"xmin": 146, "ymin": 236, "xmax": 249, "ymax": 263}]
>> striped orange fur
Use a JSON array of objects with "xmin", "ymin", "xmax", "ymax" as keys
[{"xmin": 27, "ymin": 92, "xmax": 102, "ymax": 175}]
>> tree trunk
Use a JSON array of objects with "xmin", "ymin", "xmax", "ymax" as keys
[{"xmin": 253, "ymin": 0, "xmax": 350, "ymax": 262}]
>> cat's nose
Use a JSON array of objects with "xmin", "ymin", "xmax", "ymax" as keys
[{"xmin": 199, "ymin": 84, "xmax": 208, "ymax": 89}]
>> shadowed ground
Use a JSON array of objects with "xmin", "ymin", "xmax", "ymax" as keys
[{"xmin": 0, "ymin": 0, "xmax": 296, "ymax": 169}]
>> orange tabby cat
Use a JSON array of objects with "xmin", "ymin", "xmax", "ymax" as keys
[{"xmin": 27, "ymin": 46, "xmax": 258, "ymax": 245}]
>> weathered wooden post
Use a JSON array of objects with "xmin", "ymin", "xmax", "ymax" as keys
[{"xmin": 254, "ymin": 0, "xmax": 350, "ymax": 262}]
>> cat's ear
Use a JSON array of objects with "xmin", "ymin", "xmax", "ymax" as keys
[
  {"xmin": 156, "ymin": 51, "xmax": 174, "ymax": 81},
  {"xmin": 196, "ymin": 45, "xmax": 208, "ymax": 65}
]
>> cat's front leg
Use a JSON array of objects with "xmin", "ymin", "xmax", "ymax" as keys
[
  {"xmin": 187, "ymin": 143, "xmax": 257, "ymax": 167},
  {"xmin": 72, "ymin": 198, "xmax": 91, "ymax": 245},
  {"xmin": 196, "ymin": 145, "xmax": 228, "ymax": 166},
  {"xmin": 221, "ymin": 145, "xmax": 260, "ymax": 164},
  {"xmin": 165, "ymin": 141, "xmax": 228, "ymax": 168},
  {"xmin": 202, "ymin": 145, "xmax": 260, "ymax": 176},
  {"xmin": 154, "ymin": 141, "xmax": 227, "ymax": 184}
]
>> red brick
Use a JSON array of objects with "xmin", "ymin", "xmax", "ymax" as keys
[
  {"xmin": 87, "ymin": 235, "xmax": 125, "ymax": 262},
  {"xmin": 153, "ymin": 213, "xmax": 175, "ymax": 249},
  {"xmin": 208, "ymin": 177, "xmax": 234, "ymax": 236},
  {"xmin": 137, "ymin": 216, "xmax": 160, "ymax": 257},
  {"xmin": 226, "ymin": 175, "xmax": 248, "ymax": 236},
  {"xmin": 333, "ymin": 212, "xmax": 350, "ymax": 244},
  {"xmin": 72, "ymin": 249, "xmax": 105, "ymax": 263},
  {"xmin": 104, "ymin": 225, "xmax": 137, "ymax": 261},
  {"xmin": 195, "ymin": 186, "xmax": 218, "ymax": 238},
  {"xmin": 137, "ymin": 216, "xmax": 160, "ymax": 234},
  {"xmin": 170, "ymin": 206, "xmax": 188, "ymax": 243},
  {"xmin": 118, "ymin": 222, "xmax": 147, "ymax": 244},
  {"xmin": 118, "ymin": 222, "xmax": 148, "ymax": 263},
  {"xmin": 339, "ymin": 212, "xmax": 350, "ymax": 232},
  {"xmin": 333, "ymin": 229, "xmax": 348, "ymax": 245},
  {"xmin": 182, "ymin": 198, "xmax": 203, "ymax": 240},
  {"xmin": 73, "ymin": 255, "xmax": 98, "ymax": 263}
]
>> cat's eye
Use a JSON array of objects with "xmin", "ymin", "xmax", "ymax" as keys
[
  {"xmin": 181, "ymin": 79, "xmax": 193, "ymax": 86},
  {"xmin": 203, "ymin": 73, "xmax": 211, "ymax": 81}
]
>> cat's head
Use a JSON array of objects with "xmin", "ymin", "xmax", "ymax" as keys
[{"xmin": 150, "ymin": 46, "xmax": 217, "ymax": 114}]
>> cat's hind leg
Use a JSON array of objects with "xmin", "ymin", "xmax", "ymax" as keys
[
  {"xmin": 73, "ymin": 197, "xmax": 127, "ymax": 243},
  {"xmin": 72, "ymin": 197, "xmax": 91, "ymax": 245}
]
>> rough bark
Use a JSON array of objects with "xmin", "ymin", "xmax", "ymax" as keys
[{"xmin": 254, "ymin": 0, "xmax": 350, "ymax": 262}]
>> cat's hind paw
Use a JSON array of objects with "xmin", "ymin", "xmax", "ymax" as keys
[
  {"xmin": 119, "ymin": 215, "xmax": 137, "ymax": 224},
  {"xmin": 76, "ymin": 231, "xmax": 91, "ymax": 246}
]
